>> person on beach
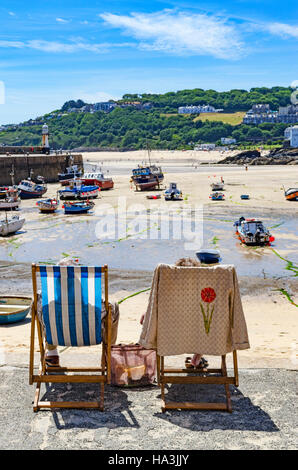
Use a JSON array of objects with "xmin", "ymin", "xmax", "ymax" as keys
[
  {"xmin": 140, "ymin": 257, "xmax": 209, "ymax": 371},
  {"xmin": 41, "ymin": 258, "xmax": 120, "ymax": 368}
]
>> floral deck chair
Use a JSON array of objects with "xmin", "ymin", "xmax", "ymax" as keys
[
  {"xmin": 29, "ymin": 264, "xmax": 112, "ymax": 412},
  {"xmin": 139, "ymin": 264, "xmax": 250, "ymax": 412}
]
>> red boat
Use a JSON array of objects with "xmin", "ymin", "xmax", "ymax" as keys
[{"xmin": 81, "ymin": 171, "xmax": 114, "ymax": 190}]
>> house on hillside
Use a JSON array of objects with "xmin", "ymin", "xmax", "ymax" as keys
[{"xmin": 284, "ymin": 126, "xmax": 298, "ymax": 147}]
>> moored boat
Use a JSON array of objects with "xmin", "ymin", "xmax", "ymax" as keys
[
  {"xmin": 81, "ymin": 170, "xmax": 114, "ymax": 190},
  {"xmin": 0, "ymin": 188, "xmax": 21, "ymax": 210},
  {"xmin": 164, "ymin": 183, "xmax": 183, "ymax": 201},
  {"xmin": 196, "ymin": 250, "xmax": 220, "ymax": 264},
  {"xmin": 211, "ymin": 182, "xmax": 225, "ymax": 191},
  {"xmin": 36, "ymin": 198, "xmax": 59, "ymax": 213},
  {"xmin": 58, "ymin": 179, "xmax": 100, "ymax": 200},
  {"xmin": 209, "ymin": 192, "xmax": 225, "ymax": 201},
  {"xmin": 0, "ymin": 296, "xmax": 32, "ymax": 324},
  {"xmin": 131, "ymin": 165, "xmax": 164, "ymax": 191},
  {"xmin": 0, "ymin": 215, "xmax": 25, "ymax": 236},
  {"xmin": 146, "ymin": 194, "xmax": 161, "ymax": 200},
  {"xmin": 240, "ymin": 194, "xmax": 250, "ymax": 200},
  {"xmin": 62, "ymin": 200, "xmax": 95, "ymax": 214},
  {"xmin": 234, "ymin": 216, "xmax": 274, "ymax": 246},
  {"xmin": 284, "ymin": 187, "xmax": 298, "ymax": 201},
  {"xmin": 58, "ymin": 164, "xmax": 83, "ymax": 186},
  {"xmin": 0, "ymin": 186, "xmax": 19, "ymax": 199},
  {"xmin": 18, "ymin": 176, "xmax": 47, "ymax": 199}
]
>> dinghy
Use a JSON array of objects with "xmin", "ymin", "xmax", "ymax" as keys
[
  {"xmin": 36, "ymin": 198, "xmax": 59, "ymax": 213},
  {"xmin": 0, "ymin": 215, "xmax": 25, "ymax": 236},
  {"xmin": 164, "ymin": 183, "xmax": 183, "ymax": 201},
  {"xmin": 0, "ymin": 296, "xmax": 32, "ymax": 324},
  {"xmin": 62, "ymin": 200, "xmax": 95, "ymax": 214},
  {"xmin": 209, "ymin": 192, "xmax": 225, "ymax": 201},
  {"xmin": 196, "ymin": 250, "xmax": 220, "ymax": 264},
  {"xmin": 284, "ymin": 187, "xmax": 298, "ymax": 201}
]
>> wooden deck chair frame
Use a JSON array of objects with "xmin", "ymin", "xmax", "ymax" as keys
[
  {"xmin": 29, "ymin": 264, "xmax": 112, "ymax": 412},
  {"xmin": 157, "ymin": 351, "xmax": 239, "ymax": 412}
]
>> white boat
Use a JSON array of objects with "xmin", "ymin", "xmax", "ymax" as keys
[
  {"xmin": 211, "ymin": 182, "xmax": 225, "ymax": 191},
  {"xmin": 0, "ymin": 215, "xmax": 25, "ymax": 236},
  {"xmin": 0, "ymin": 187, "xmax": 20, "ymax": 210},
  {"xmin": 164, "ymin": 182, "xmax": 183, "ymax": 201},
  {"xmin": 0, "ymin": 197, "xmax": 20, "ymax": 210}
]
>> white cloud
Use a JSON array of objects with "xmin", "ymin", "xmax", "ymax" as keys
[
  {"xmin": 79, "ymin": 91, "xmax": 120, "ymax": 102},
  {"xmin": 8, "ymin": 11, "xmax": 15, "ymax": 16},
  {"xmin": 100, "ymin": 10, "xmax": 243, "ymax": 59},
  {"xmin": 0, "ymin": 39, "xmax": 123, "ymax": 54},
  {"xmin": 265, "ymin": 22, "xmax": 298, "ymax": 39},
  {"xmin": 56, "ymin": 17, "xmax": 69, "ymax": 24}
]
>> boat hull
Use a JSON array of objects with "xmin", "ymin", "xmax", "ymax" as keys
[
  {"xmin": 58, "ymin": 186, "xmax": 99, "ymax": 200},
  {"xmin": 285, "ymin": 189, "xmax": 298, "ymax": 201},
  {"xmin": 82, "ymin": 178, "xmax": 114, "ymax": 190},
  {"xmin": 0, "ymin": 217, "xmax": 25, "ymax": 236},
  {"xmin": 196, "ymin": 250, "xmax": 220, "ymax": 264},
  {"xmin": 19, "ymin": 189, "xmax": 47, "ymax": 199},
  {"xmin": 0, "ymin": 296, "xmax": 32, "ymax": 324}
]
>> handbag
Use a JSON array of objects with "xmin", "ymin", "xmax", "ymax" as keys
[{"xmin": 110, "ymin": 343, "xmax": 156, "ymax": 387}]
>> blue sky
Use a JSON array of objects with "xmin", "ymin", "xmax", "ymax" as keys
[{"xmin": 0, "ymin": 0, "xmax": 298, "ymax": 124}]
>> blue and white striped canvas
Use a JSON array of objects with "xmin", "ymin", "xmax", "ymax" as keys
[{"xmin": 39, "ymin": 266, "xmax": 102, "ymax": 347}]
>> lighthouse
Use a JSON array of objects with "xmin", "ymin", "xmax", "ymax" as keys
[{"xmin": 42, "ymin": 123, "xmax": 49, "ymax": 149}]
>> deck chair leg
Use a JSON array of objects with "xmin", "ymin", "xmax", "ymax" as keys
[
  {"xmin": 221, "ymin": 355, "xmax": 232, "ymax": 413},
  {"xmin": 156, "ymin": 354, "xmax": 161, "ymax": 386},
  {"xmin": 233, "ymin": 350, "xmax": 239, "ymax": 387},
  {"xmin": 33, "ymin": 382, "xmax": 41, "ymax": 412}
]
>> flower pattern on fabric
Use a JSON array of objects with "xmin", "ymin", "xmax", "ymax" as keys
[{"xmin": 200, "ymin": 287, "xmax": 216, "ymax": 334}]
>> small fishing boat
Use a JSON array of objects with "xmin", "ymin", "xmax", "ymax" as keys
[
  {"xmin": 164, "ymin": 183, "xmax": 183, "ymax": 201},
  {"xmin": 18, "ymin": 176, "xmax": 47, "ymax": 199},
  {"xmin": 0, "ymin": 296, "xmax": 32, "ymax": 324},
  {"xmin": 211, "ymin": 182, "xmax": 225, "ymax": 191},
  {"xmin": 234, "ymin": 217, "xmax": 274, "ymax": 246},
  {"xmin": 146, "ymin": 194, "xmax": 161, "ymax": 200},
  {"xmin": 240, "ymin": 194, "xmax": 250, "ymax": 200},
  {"xmin": 36, "ymin": 198, "xmax": 59, "ymax": 213},
  {"xmin": 196, "ymin": 250, "xmax": 220, "ymax": 264},
  {"xmin": 62, "ymin": 200, "xmax": 95, "ymax": 214},
  {"xmin": 131, "ymin": 145, "xmax": 164, "ymax": 191},
  {"xmin": 58, "ymin": 179, "xmax": 99, "ymax": 200},
  {"xmin": 131, "ymin": 165, "xmax": 164, "ymax": 191},
  {"xmin": 81, "ymin": 170, "xmax": 114, "ymax": 190},
  {"xmin": 284, "ymin": 187, "xmax": 298, "ymax": 201},
  {"xmin": 0, "ymin": 215, "xmax": 25, "ymax": 236},
  {"xmin": 58, "ymin": 164, "xmax": 83, "ymax": 186},
  {"xmin": 0, "ymin": 186, "xmax": 19, "ymax": 199},
  {"xmin": 209, "ymin": 192, "xmax": 225, "ymax": 201},
  {"xmin": 0, "ymin": 188, "xmax": 21, "ymax": 210}
]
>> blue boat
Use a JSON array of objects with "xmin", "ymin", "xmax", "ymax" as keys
[
  {"xmin": 196, "ymin": 250, "xmax": 220, "ymax": 264},
  {"xmin": 58, "ymin": 179, "xmax": 99, "ymax": 200},
  {"xmin": 209, "ymin": 192, "xmax": 225, "ymax": 201},
  {"xmin": 240, "ymin": 195, "xmax": 250, "ymax": 200},
  {"xmin": 63, "ymin": 200, "xmax": 95, "ymax": 214},
  {"xmin": 0, "ymin": 296, "xmax": 32, "ymax": 324},
  {"xmin": 18, "ymin": 178, "xmax": 47, "ymax": 199}
]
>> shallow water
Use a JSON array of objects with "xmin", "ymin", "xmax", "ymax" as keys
[{"xmin": 0, "ymin": 204, "xmax": 297, "ymax": 279}]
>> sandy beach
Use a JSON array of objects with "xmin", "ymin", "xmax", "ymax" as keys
[{"xmin": 0, "ymin": 150, "xmax": 297, "ymax": 371}]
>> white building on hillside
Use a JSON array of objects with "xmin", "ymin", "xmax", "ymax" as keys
[{"xmin": 284, "ymin": 126, "xmax": 298, "ymax": 147}]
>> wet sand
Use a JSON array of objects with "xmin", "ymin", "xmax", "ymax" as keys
[{"xmin": 0, "ymin": 152, "xmax": 297, "ymax": 370}]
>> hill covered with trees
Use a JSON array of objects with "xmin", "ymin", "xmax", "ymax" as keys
[{"xmin": 0, "ymin": 86, "xmax": 293, "ymax": 150}]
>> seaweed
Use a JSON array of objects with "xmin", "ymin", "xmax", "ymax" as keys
[
  {"xmin": 271, "ymin": 249, "xmax": 298, "ymax": 277},
  {"xmin": 118, "ymin": 288, "xmax": 151, "ymax": 304},
  {"xmin": 278, "ymin": 289, "xmax": 298, "ymax": 308}
]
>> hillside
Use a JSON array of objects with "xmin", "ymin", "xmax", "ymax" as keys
[{"xmin": 0, "ymin": 86, "xmax": 293, "ymax": 150}]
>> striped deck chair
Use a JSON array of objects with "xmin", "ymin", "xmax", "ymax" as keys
[{"xmin": 29, "ymin": 264, "xmax": 112, "ymax": 412}]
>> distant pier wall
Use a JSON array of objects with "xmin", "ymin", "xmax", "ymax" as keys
[{"xmin": 0, "ymin": 154, "xmax": 83, "ymax": 185}]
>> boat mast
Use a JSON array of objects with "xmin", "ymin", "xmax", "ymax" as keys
[
  {"xmin": 10, "ymin": 165, "xmax": 15, "ymax": 186},
  {"xmin": 146, "ymin": 141, "xmax": 152, "ymax": 167}
]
